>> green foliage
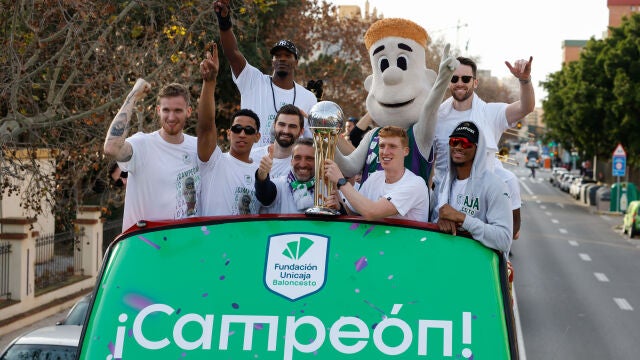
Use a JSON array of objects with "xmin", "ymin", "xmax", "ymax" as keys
[{"xmin": 542, "ymin": 13, "xmax": 640, "ymax": 166}]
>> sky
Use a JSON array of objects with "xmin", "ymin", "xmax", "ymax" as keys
[{"xmin": 329, "ymin": 0, "xmax": 610, "ymax": 106}]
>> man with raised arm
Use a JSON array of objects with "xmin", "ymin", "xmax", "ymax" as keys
[
  {"xmin": 198, "ymin": 43, "xmax": 262, "ymax": 216},
  {"xmin": 103, "ymin": 78, "xmax": 199, "ymax": 230},
  {"xmin": 213, "ymin": 0, "xmax": 317, "ymax": 146}
]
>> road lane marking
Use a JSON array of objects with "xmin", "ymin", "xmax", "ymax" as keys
[
  {"xmin": 594, "ymin": 273, "xmax": 609, "ymax": 282},
  {"xmin": 568, "ymin": 240, "xmax": 578, "ymax": 246},
  {"xmin": 537, "ymin": 200, "xmax": 542, "ymax": 204},
  {"xmin": 551, "ymin": 219, "xmax": 559, "ymax": 224},
  {"xmin": 559, "ymin": 228, "xmax": 568, "ymax": 234},
  {"xmin": 579, "ymin": 253, "xmax": 592, "ymax": 261},
  {"xmin": 614, "ymin": 298, "xmax": 634, "ymax": 311},
  {"xmin": 519, "ymin": 180, "xmax": 534, "ymax": 196},
  {"xmin": 557, "ymin": 203, "xmax": 564, "ymax": 208},
  {"xmin": 545, "ymin": 211, "xmax": 552, "ymax": 216}
]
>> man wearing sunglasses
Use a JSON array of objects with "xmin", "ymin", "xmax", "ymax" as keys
[
  {"xmin": 432, "ymin": 121, "xmax": 512, "ymax": 256},
  {"xmin": 433, "ymin": 56, "xmax": 535, "ymax": 189},
  {"xmin": 103, "ymin": 77, "xmax": 200, "ymax": 231},
  {"xmin": 213, "ymin": 0, "xmax": 317, "ymax": 148},
  {"xmin": 198, "ymin": 44, "xmax": 262, "ymax": 216},
  {"xmin": 250, "ymin": 104, "xmax": 305, "ymax": 179}
]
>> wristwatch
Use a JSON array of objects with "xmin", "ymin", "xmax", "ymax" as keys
[{"xmin": 336, "ymin": 178, "xmax": 348, "ymax": 189}]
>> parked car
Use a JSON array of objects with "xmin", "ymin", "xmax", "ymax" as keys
[
  {"xmin": 561, "ymin": 174, "xmax": 578, "ymax": 192},
  {"xmin": 623, "ymin": 200, "xmax": 640, "ymax": 239},
  {"xmin": 571, "ymin": 177, "xmax": 596, "ymax": 200},
  {"xmin": 550, "ymin": 167, "xmax": 568, "ymax": 185},
  {"xmin": 0, "ymin": 325, "xmax": 81, "ymax": 359},
  {"xmin": 57, "ymin": 294, "xmax": 91, "ymax": 326}
]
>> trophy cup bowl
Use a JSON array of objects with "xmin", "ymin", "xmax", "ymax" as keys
[{"xmin": 305, "ymin": 101, "xmax": 344, "ymax": 216}]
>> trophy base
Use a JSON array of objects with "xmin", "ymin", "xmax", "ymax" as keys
[{"xmin": 305, "ymin": 206, "xmax": 341, "ymax": 217}]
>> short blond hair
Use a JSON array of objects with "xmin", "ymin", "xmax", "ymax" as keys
[
  {"xmin": 378, "ymin": 126, "xmax": 408, "ymax": 148},
  {"xmin": 364, "ymin": 18, "xmax": 428, "ymax": 50}
]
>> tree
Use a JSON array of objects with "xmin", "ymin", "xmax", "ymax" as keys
[{"xmin": 542, "ymin": 13, "xmax": 640, "ymax": 166}]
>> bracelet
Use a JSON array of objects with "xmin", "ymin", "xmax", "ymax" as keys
[
  {"xmin": 215, "ymin": 11, "xmax": 232, "ymax": 31},
  {"xmin": 519, "ymin": 78, "xmax": 531, "ymax": 85}
]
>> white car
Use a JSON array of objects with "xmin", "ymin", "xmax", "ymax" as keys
[{"xmin": 0, "ymin": 325, "xmax": 80, "ymax": 360}]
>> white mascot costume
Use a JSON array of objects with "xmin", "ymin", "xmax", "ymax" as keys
[{"xmin": 336, "ymin": 18, "xmax": 458, "ymax": 185}]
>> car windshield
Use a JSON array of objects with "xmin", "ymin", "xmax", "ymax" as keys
[
  {"xmin": 527, "ymin": 151, "xmax": 539, "ymax": 159},
  {"xmin": 62, "ymin": 298, "xmax": 90, "ymax": 326},
  {"xmin": 0, "ymin": 344, "xmax": 77, "ymax": 360}
]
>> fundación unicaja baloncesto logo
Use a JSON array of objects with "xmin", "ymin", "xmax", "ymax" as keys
[{"xmin": 265, "ymin": 233, "xmax": 328, "ymax": 300}]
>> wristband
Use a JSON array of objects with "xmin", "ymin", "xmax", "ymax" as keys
[
  {"xmin": 215, "ymin": 10, "xmax": 232, "ymax": 31},
  {"xmin": 519, "ymin": 78, "xmax": 531, "ymax": 85}
]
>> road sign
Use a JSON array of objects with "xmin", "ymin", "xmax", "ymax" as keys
[
  {"xmin": 612, "ymin": 143, "xmax": 626, "ymax": 177},
  {"xmin": 613, "ymin": 143, "xmax": 626, "ymax": 157}
]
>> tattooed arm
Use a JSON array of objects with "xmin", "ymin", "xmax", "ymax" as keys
[{"xmin": 103, "ymin": 79, "xmax": 151, "ymax": 162}]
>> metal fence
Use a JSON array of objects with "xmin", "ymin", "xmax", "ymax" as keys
[
  {"xmin": 0, "ymin": 241, "xmax": 10, "ymax": 300},
  {"xmin": 103, "ymin": 218, "xmax": 123, "ymax": 254},
  {"xmin": 34, "ymin": 228, "xmax": 84, "ymax": 293}
]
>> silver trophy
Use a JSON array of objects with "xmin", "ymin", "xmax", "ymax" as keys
[{"xmin": 305, "ymin": 101, "xmax": 344, "ymax": 216}]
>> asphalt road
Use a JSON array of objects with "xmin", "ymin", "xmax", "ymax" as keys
[
  {"xmin": 511, "ymin": 166, "xmax": 640, "ymax": 360},
  {"xmin": 0, "ymin": 307, "xmax": 71, "ymax": 352}
]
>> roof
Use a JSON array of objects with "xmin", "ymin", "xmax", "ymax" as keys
[{"xmin": 13, "ymin": 325, "xmax": 81, "ymax": 347}]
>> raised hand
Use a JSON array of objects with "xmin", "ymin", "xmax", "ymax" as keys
[
  {"xmin": 129, "ymin": 78, "xmax": 151, "ymax": 103},
  {"xmin": 213, "ymin": 0, "xmax": 231, "ymax": 17},
  {"xmin": 439, "ymin": 43, "xmax": 459, "ymax": 74},
  {"xmin": 200, "ymin": 42, "xmax": 219, "ymax": 82},
  {"xmin": 505, "ymin": 56, "xmax": 533, "ymax": 81},
  {"xmin": 257, "ymin": 145, "xmax": 274, "ymax": 181}
]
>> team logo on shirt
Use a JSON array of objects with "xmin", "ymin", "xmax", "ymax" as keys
[{"xmin": 456, "ymin": 194, "xmax": 479, "ymax": 216}]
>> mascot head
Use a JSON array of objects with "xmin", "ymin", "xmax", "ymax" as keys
[{"xmin": 364, "ymin": 18, "xmax": 437, "ymax": 129}]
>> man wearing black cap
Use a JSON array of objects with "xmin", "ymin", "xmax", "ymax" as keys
[
  {"xmin": 213, "ymin": 0, "xmax": 317, "ymax": 147},
  {"xmin": 432, "ymin": 121, "xmax": 513, "ymax": 256}
]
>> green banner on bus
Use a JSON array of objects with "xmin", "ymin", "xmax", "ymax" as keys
[{"xmin": 79, "ymin": 217, "xmax": 512, "ymax": 359}]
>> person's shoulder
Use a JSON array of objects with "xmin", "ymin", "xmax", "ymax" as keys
[{"xmin": 403, "ymin": 169, "xmax": 428, "ymax": 186}]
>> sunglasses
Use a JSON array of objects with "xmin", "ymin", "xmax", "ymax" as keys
[
  {"xmin": 451, "ymin": 75, "xmax": 474, "ymax": 84},
  {"xmin": 449, "ymin": 137, "xmax": 476, "ymax": 149},
  {"xmin": 230, "ymin": 124, "xmax": 257, "ymax": 135},
  {"xmin": 114, "ymin": 171, "xmax": 128, "ymax": 188}
]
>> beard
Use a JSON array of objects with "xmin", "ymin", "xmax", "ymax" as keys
[
  {"xmin": 275, "ymin": 132, "xmax": 295, "ymax": 147},
  {"xmin": 275, "ymin": 70, "xmax": 289, "ymax": 78},
  {"xmin": 451, "ymin": 86, "xmax": 474, "ymax": 102}
]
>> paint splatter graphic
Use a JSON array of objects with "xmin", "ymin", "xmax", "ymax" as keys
[
  {"xmin": 232, "ymin": 302, "xmax": 239, "ymax": 309},
  {"xmin": 354, "ymin": 257, "xmax": 368, "ymax": 272},
  {"xmin": 201, "ymin": 226, "xmax": 210, "ymax": 235},
  {"xmin": 123, "ymin": 293, "xmax": 154, "ymax": 311},
  {"xmin": 138, "ymin": 236, "xmax": 160, "ymax": 249}
]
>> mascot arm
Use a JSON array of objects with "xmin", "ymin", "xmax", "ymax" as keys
[
  {"xmin": 334, "ymin": 130, "xmax": 376, "ymax": 177},
  {"xmin": 414, "ymin": 44, "xmax": 459, "ymax": 158}
]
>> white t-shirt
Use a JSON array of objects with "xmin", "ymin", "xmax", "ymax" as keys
[
  {"xmin": 118, "ymin": 131, "xmax": 200, "ymax": 231},
  {"xmin": 494, "ymin": 162, "xmax": 521, "ymax": 210},
  {"xmin": 348, "ymin": 169, "xmax": 430, "ymax": 222},
  {"xmin": 434, "ymin": 101, "xmax": 508, "ymax": 177},
  {"xmin": 233, "ymin": 64, "xmax": 317, "ymax": 147},
  {"xmin": 200, "ymin": 147, "xmax": 261, "ymax": 216},
  {"xmin": 250, "ymin": 145, "xmax": 292, "ymax": 179}
]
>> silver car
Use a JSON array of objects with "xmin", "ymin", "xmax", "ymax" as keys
[{"xmin": 0, "ymin": 325, "xmax": 80, "ymax": 360}]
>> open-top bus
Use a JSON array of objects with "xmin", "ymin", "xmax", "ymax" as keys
[{"xmin": 77, "ymin": 215, "xmax": 518, "ymax": 359}]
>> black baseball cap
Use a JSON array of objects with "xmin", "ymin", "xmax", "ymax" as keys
[
  {"xmin": 270, "ymin": 40, "xmax": 299, "ymax": 59},
  {"xmin": 449, "ymin": 121, "xmax": 479, "ymax": 144}
]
